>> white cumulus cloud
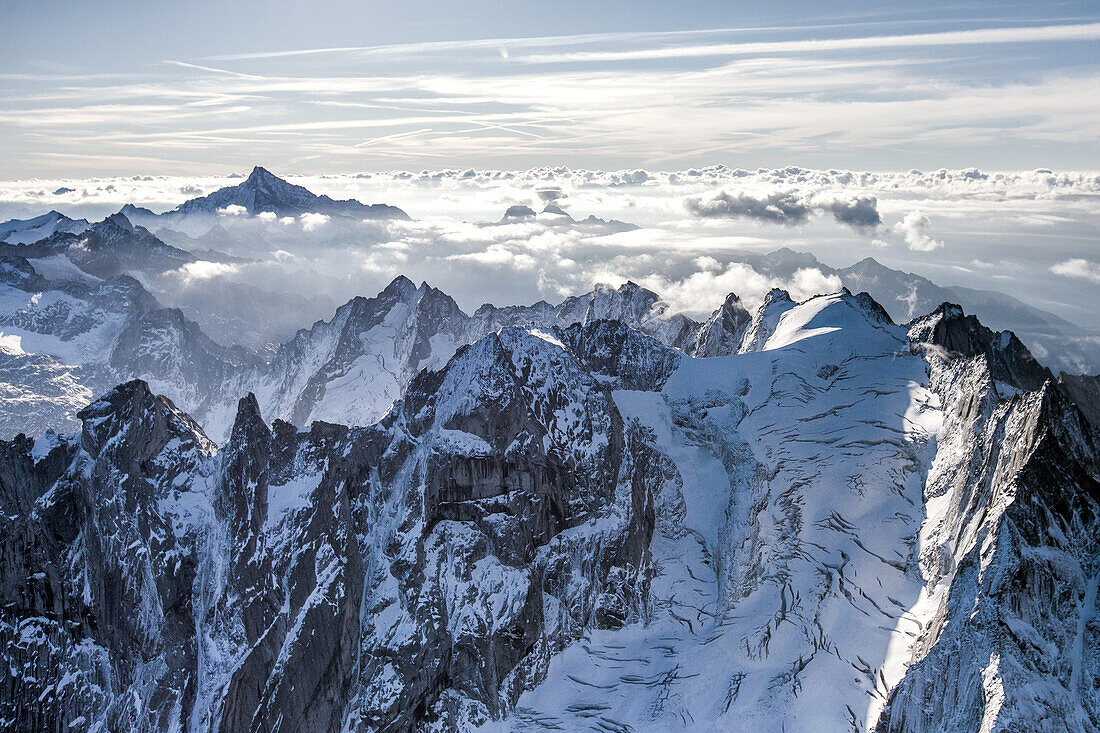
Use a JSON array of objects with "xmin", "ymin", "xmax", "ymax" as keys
[
  {"xmin": 299, "ymin": 212, "xmax": 331, "ymax": 231},
  {"xmin": 173, "ymin": 260, "xmax": 242, "ymax": 284},
  {"xmin": 894, "ymin": 211, "xmax": 943, "ymax": 251},
  {"xmin": 1050, "ymin": 258, "xmax": 1100, "ymax": 283}
]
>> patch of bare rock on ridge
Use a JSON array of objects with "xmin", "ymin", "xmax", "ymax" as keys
[{"xmin": 1, "ymin": 285, "xmax": 1098, "ymax": 732}]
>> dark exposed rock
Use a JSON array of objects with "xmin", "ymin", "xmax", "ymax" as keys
[
  {"xmin": 690, "ymin": 292, "xmax": 752, "ymax": 357},
  {"xmin": 559, "ymin": 319, "xmax": 682, "ymax": 391},
  {"xmin": 1059, "ymin": 372, "xmax": 1100, "ymax": 429},
  {"xmin": 0, "ymin": 324, "xmax": 660, "ymax": 730},
  {"xmin": 908, "ymin": 302, "xmax": 1052, "ymax": 392}
]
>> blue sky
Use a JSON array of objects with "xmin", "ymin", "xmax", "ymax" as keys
[{"xmin": 3, "ymin": 1, "xmax": 1100, "ymax": 175}]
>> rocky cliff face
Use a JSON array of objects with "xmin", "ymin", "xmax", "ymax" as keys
[
  {"xmin": 1059, "ymin": 373, "xmax": 1100, "ymax": 428},
  {"xmin": 0, "ymin": 323, "xmax": 665, "ymax": 731},
  {"xmin": 870, "ymin": 312, "xmax": 1100, "ymax": 732},
  {"xmin": 908, "ymin": 302, "xmax": 1053, "ymax": 392},
  {"xmin": 0, "ymin": 381, "xmax": 215, "ymax": 731},
  {"xmin": 690, "ymin": 291, "xmax": 752, "ymax": 358}
]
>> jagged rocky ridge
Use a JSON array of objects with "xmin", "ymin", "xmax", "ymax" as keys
[
  {"xmin": 1, "ymin": 324, "xmax": 658, "ymax": 731},
  {"xmin": 2, "ymin": 287, "xmax": 1097, "ymax": 731},
  {"xmin": 0, "ymin": 213, "xmax": 196, "ymax": 279},
  {"xmin": 0, "ymin": 256, "xmax": 751, "ymax": 441},
  {"xmin": 0, "ymin": 253, "xmax": 259, "ymax": 439},
  {"xmin": 196, "ymin": 275, "xmax": 749, "ymax": 440}
]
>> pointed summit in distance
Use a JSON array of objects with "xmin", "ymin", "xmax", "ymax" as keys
[{"xmin": 168, "ymin": 166, "xmax": 409, "ymax": 220}]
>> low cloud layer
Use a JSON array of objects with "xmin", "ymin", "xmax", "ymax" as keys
[
  {"xmin": 536, "ymin": 188, "xmax": 566, "ymax": 203},
  {"xmin": 3, "ymin": 165, "xmax": 1098, "ymax": 224},
  {"xmin": 639, "ymin": 260, "xmax": 843, "ymax": 316},
  {"xmin": 684, "ymin": 190, "xmax": 814, "ymax": 225},
  {"xmin": 2, "ymin": 164, "xmax": 1099, "ymax": 342},
  {"xmin": 819, "ymin": 196, "xmax": 881, "ymax": 232}
]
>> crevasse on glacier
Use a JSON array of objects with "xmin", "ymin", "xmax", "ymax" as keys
[{"xmin": 1, "ymin": 288, "xmax": 1097, "ymax": 732}]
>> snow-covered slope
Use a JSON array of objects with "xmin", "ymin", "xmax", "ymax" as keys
[
  {"xmin": 2, "ymin": 286, "xmax": 1095, "ymax": 731},
  {"xmin": 689, "ymin": 248, "xmax": 1100, "ymax": 373},
  {"xmin": 0, "ymin": 254, "xmax": 256, "ymax": 438},
  {"xmin": 0, "ymin": 210, "xmax": 89, "ymax": 244},
  {"xmin": 502, "ymin": 292, "xmax": 1098, "ymax": 732},
  {"xmin": 496, "ymin": 290, "xmax": 940, "ymax": 730},
  {"xmin": 0, "ymin": 212, "xmax": 196, "ymax": 279}
]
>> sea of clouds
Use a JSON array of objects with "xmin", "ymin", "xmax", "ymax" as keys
[{"xmin": 2, "ymin": 165, "xmax": 1098, "ymax": 349}]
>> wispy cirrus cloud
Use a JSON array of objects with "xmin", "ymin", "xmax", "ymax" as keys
[
  {"xmin": 3, "ymin": 21, "xmax": 1100, "ymax": 175},
  {"xmin": 517, "ymin": 22, "xmax": 1100, "ymax": 63}
]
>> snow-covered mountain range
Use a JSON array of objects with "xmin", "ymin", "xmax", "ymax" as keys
[
  {"xmin": 0, "ymin": 210, "xmax": 89, "ymax": 245},
  {"xmin": 0, "ymin": 169, "xmax": 1098, "ymax": 731},
  {"xmin": 6, "ymin": 167, "xmax": 1092, "ymax": 371},
  {"xmin": 2, "ymin": 285, "xmax": 1097, "ymax": 731}
]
